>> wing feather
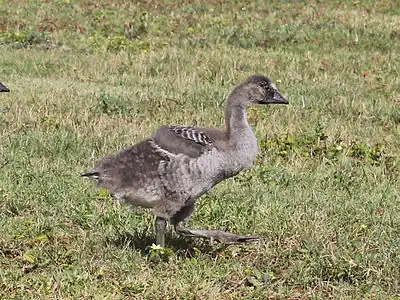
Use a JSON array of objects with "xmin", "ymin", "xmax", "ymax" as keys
[
  {"xmin": 151, "ymin": 125, "xmax": 214, "ymax": 158},
  {"xmin": 168, "ymin": 126, "xmax": 213, "ymax": 146}
]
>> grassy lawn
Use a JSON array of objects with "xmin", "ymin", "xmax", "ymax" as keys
[{"xmin": 1, "ymin": 0, "xmax": 399, "ymax": 298}]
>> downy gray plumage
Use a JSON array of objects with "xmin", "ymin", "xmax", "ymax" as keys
[{"xmin": 82, "ymin": 75, "xmax": 288, "ymax": 247}]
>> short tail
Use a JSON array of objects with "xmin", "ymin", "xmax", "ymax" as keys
[{"xmin": 80, "ymin": 172, "xmax": 100, "ymax": 179}]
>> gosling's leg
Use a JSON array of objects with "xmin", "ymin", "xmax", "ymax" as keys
[
  {"xmin": 171, "ymin": 204, "xmax": 259, "ymax": 244},
  {"xmin": 174, "ymin": 222, "xmax": 260, "ymax": 244},
  {"xmin": 155, "ymin": 216, "xmax": 167, "ymax": 247}
]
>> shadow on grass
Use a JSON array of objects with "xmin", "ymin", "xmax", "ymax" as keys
[{"xmin": 108, "ymin": 228, "xmax": 216, "ymax": 258}]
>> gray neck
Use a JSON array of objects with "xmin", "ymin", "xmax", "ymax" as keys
[{"xmin": 225, "ymin": 92, "xmax": 251, "ymax": 140}]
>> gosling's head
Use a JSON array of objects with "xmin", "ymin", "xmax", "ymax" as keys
[{"xmin": 233, "ymin": 74, "xmax": 288, "ymax": 106}]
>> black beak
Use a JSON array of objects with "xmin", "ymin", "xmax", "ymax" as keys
[
  {"xmin": 268, "ymin": 90, "xmax": 288, "ymax": 104},
  {"xmin": 260, "ymin": 90, "xmax": 288, "ymax": 104},
  {"xmin": 0, "ymin": 82, "xmax": 10, "ymax": 92}
]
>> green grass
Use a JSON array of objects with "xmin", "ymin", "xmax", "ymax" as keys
[{"xmin": 1, "ymin": 0, "xmax": 400, "ymax": 298}]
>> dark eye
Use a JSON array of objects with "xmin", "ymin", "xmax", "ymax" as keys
[
  {"xmin": 259, "ymin": 81, "xmax": 269, "ymax": 90},
  {"xmin": 263, "ymin": 85, "xmax": 274, "ymax": 97}
]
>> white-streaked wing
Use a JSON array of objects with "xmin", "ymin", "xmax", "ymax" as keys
[{"xmin": 168, "ymin": 126, "xmax": 213, "ymax": 146}]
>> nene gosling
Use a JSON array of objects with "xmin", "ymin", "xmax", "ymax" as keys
[
  {"xmin": 82, "ymin": 75, "xmax": 288, "ymax": 247},
  {"xmin": 0, "ymin": 81, "xmax": 10, "ymax": 92}
]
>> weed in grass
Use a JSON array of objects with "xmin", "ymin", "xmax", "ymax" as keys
[{"xmin": 97, "ymin": 91, "xmax": 132, "ymax": 116}]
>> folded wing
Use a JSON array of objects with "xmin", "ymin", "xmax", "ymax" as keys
[{"xmin": 151, "ymin": 125, "xmax": 214, "ymax": 159}]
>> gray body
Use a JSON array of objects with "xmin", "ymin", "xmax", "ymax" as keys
[
  {"xmin": 83, "ymin": 74, "xmax": 288, "ymax": 245},
  {"xmin": 92, "ymin": 125, "xmax": 258, "ymax": 222}
]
